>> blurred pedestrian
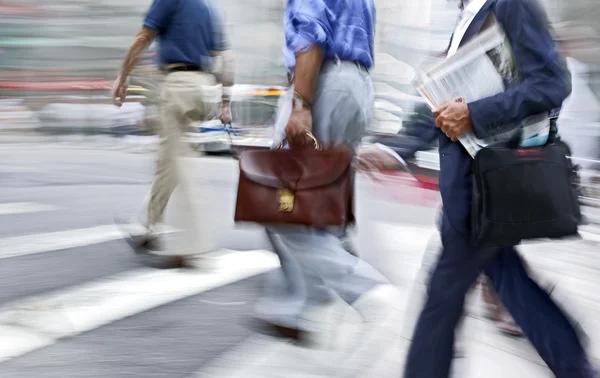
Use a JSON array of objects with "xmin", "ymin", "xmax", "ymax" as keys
[
  {"xmin": 113, "ymin": 0, "xmax": 234, "ymax": 268},
  {"xmin": 554, "ymin": 23, "xmax": 600, "ymax": 193},
  {"xmin": 253, "ymin": 0, "xmax": 399, "ymax": 367},
  {"xmin": 357, "ymin": 102, "xmax": 524, "ymax": 336},
  {"xmin": 402, "ymin": 0, "xmax": 597, "ymax": 377}
]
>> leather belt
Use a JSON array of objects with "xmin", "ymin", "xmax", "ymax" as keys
[{"xmin": 163, "ymin": 64, "xmax": 202, "ymax": 74}]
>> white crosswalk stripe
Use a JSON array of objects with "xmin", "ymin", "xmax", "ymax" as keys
[
  {"xmin": 0, "ymin": 224, "xmax": 178, "ymax": 260},
  {"xmin": 0, "ymin": 249, "xmax": 279, "ymax": 363},
  {"xmin": 0, "ymin": 203, "xmax": 61, "ymax": 216}
]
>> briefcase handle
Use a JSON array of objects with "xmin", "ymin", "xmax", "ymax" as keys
[{"xmin": 278, "ymin": 131, "xmax": 322, "ymax": 151}]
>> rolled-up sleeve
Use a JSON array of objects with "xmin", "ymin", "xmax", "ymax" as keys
[
  {"xmin": 284, "ymin": 0, "xmax": 332, "ymax": 55},
  {"xmin": 143, "ymin": 0, "xmax": 177, "ymax": 32}
]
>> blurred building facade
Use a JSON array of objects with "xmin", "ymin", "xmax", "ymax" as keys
[
  {"xmin": 1, "ymin": 0, "xmax": 599, "ymax": 116},
  {"xmin": 0, "ymin": 0, "xmax": 287, "ymax": 86}
]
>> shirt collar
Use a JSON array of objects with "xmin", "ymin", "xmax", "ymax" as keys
[{"xmin": 461, "ymin": 0, "xmax": 488, "ymax": 17}]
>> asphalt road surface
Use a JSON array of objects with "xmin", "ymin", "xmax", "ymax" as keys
[{"xmin": 0, "ymin": 138, "xmax": 599, "ymax": 377}]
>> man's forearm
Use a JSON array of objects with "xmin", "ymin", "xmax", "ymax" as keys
[
  {"xmin": 293, "ymin": 45, "xmax": 323, "ymax": 104},
  {"xmin": 119, "ymin": 27, "xmax": 156, "ymax": 78},
  {"xmin": 219, "ymin": 50, "xmax": 235, "ymax": 104}
]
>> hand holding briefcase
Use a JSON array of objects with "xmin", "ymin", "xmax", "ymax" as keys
[{"xmin": 234, "ymin": 133, "xmax": 355, "ymax": 228}]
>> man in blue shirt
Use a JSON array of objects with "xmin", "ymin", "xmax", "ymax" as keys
[
  {"xmin": 254, "ymin": 1, "xmax": 398, "ymax": 371},
  {"xmin": 281, "ymin": 0, "xmax": 376, "ymax": 147},
  {"xmin": 113, "ymin": 0, "xmax": 234, "ymax": 268}
]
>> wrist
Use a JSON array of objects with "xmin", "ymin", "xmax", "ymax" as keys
[
  {"xmin": 222, "ymin": 86, "xmax": 232, "ymax": 105},
  {"xmin": 292, "ymin": 91, "xmax": 311, "ymax": 111}
]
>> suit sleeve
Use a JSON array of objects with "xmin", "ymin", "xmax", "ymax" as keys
[
  {"xmin": 372, "ymin": 104, "xmax": 438, "ymax": 160},
  {"xmin": 467, "ymin": 0, "xmax": 571, "ymax": 139}
]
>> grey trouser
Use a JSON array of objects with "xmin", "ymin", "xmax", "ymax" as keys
[
  {"xmin": 255, "ymin": 61, "xmax": 387, "ymax": 329},
  {"xmin": 145, "ymin": 71, "xmax": 216, "ymax": 255}
]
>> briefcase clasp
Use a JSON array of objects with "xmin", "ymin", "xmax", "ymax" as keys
[{"xmin": 277, "ymin": 188, "xmax": 295, "ymax": 212}]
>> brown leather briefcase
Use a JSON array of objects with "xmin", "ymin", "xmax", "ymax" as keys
[{"xmin": 234, "ymin": 136, "xmax": 355, "ymax": 228}]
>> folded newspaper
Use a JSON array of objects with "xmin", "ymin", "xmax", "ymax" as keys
[
  {"xmin": 413, "ymin": 21, "xmax": 550, "ymax": 158},
  {"xmin": 271, "ymin": 84, "xmax": 294, "ymax": 149}
]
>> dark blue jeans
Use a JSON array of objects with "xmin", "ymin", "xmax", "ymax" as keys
[{"xmin": 403, "ymin": 214, "xmax": 593, "ymax": 378}]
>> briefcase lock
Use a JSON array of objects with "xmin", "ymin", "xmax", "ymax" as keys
[{"xmin": 277, "ymin": 188, "xmax": 295, "ymax": 212}]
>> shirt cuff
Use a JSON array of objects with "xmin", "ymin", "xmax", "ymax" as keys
[{"xmin": 374, "ymin": 143, "xmax": 407, "ymax": 167}]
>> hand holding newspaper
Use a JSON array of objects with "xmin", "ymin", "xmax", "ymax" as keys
[{"xmin": 413, "ymin": 22, "xmax": 550, "ymax": 158}]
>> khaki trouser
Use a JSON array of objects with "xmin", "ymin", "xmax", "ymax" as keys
[{"xmin": 146, "ymin": 71, "xmax": 216, "ymax": 255}]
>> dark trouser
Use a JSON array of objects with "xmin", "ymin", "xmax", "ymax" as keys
[{"xmin": 404, "ymin": 214, "xmax": 592, "ymax": 378}]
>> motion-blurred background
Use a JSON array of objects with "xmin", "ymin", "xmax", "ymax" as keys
[
  {"xmin": 2, "ymin": 0, "xmax": 598, "ymax": 141},
  {"xmin": 1, "ymin": 1, "xmax": 600, "ymax": 377}
]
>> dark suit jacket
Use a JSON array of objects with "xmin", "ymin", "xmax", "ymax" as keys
[
  {"xmin": 373, "ymin": 102, "xmax": 438, "ymax": 160},
  {"xmin": 381, "ymin": 0, "xmax": 571, "ymax": 235}
]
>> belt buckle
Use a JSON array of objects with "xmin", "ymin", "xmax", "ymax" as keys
[{"xmin": 166, "ymin": 64, "xmax": 186, "ymax": 72}]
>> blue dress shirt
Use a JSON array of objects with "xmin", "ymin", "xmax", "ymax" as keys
[{"xmin": 283, "ymin": 0, "xmax": 376, "ymax": 71}]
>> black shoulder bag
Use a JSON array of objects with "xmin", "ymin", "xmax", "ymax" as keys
[{"xmin": 471, "ymin": 128, "xmax": 582, "ymax": 247}]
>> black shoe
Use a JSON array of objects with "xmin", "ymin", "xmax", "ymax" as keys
[
  {"xmin": 125, "ymin": 232, "xmax": 165, "ymax": 254},
  {"xmin": 342, "ymin": 238, "xmax": 359, "ymax": 257},
  {"xmin": 114, "ymin": 218, "xmax": 164, "ymax": 253},
  {"xmin": 140, "ymin": 254, "xmax": 189, "ymax": 269},
  {"xmin": 246, "ymin": 318, "xmax": 307, "ymax": 343},
  {"xmin": 115, "ymin": 218, "xmax": 186, "ymax": 269},
  {"xmin": 126, "ymin": 235, "xmax": 187, "ymax": 269}
]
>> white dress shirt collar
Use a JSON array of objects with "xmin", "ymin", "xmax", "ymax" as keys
[
  {"xmin": 448, "ymin": 0, "xmax": 489, "ymax": 57},
  {"xmin": 462, "ymin": 0, "xmax": 488, "ymax": 17}
]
